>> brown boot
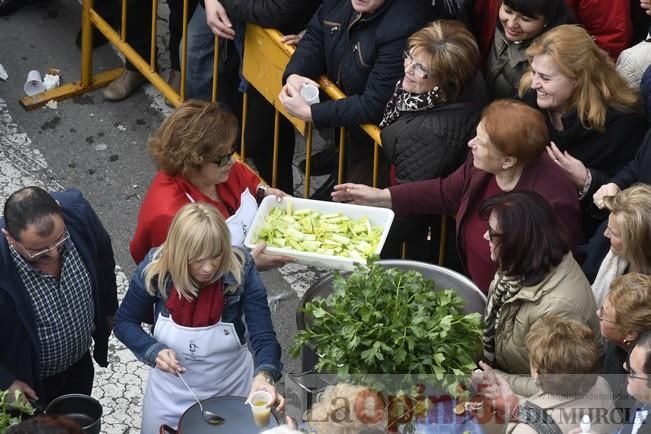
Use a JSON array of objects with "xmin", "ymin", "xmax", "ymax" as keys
[
  {"xmin": 103, "ymin": 70, "xmax": 146, "ymax": 101},
  {"xmin": 164, "ymin": 69, "xmax": 181, "ymax": 107}
]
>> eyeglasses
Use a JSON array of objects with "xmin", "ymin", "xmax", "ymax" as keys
[
  {"xmin": 213, "ymin": 150, "xmax": 235, "ymax": 168},
  {"xmin": 597, "ymin": 306, "xmax": 616, "ymax": 324},
  {"xmin": 624, "ymin": 359, "xmax": 648, "ymax": 381},
  {"xmin": 15, "ymin": 229, "xmax": 70, "ymax": 261},
  {"xmin": 487, "ymin": 226, "xmax": 501, "ymax": 241},
  {"xmin": 402, "ymin": 50, "xmax": 430, "ymax": 79}
]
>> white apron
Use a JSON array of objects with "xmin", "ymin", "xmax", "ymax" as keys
[
  {"xmin": 184, "ymin": 188, "xmax": 258, "ymax": 248},
  {"xmin": 140, "ymin": 314, "xmax": 254, "ymax": 434}
]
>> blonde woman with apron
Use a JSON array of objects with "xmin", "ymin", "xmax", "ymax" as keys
[{"xmin": 114, "ymin": 203, "xmax": 284, "ymax": 434}]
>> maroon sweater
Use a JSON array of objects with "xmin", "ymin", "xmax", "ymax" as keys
[{"xmin": 389, "ymin": 153, "xmax": 583, "ymax": 290}]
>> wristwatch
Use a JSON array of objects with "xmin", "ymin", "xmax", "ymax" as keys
[{"xmin": 255, "ymin": 370, "xmax": 275, "ymax": 385}]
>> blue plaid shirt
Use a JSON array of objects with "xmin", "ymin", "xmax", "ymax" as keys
[{"xmin": 10, "ymin": 239, "xmax": 95, "ymax": 378}]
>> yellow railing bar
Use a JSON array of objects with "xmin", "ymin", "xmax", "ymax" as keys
[
  {"xmin": 120, "ymin": 0, "xmax": 127, "ymax": 41},
  {"xmin": 315, "ymin": 76, "xmax": 382, "ymax": 145},
  {"xmin": 179, "ymin": 0, "xmax": 188, "ymax": 100},
  {"xmin": 272, "ymin": 110, "xmax": 280, "ymax": 187},
  {"xmin": 80, "ymin": 0, "xmax": 93, "ymax": 87},
  {"xmin": 438, "ymin": 216, "xmax": 448, "ymax": 266},
  {"xmin": 240, "ymin": 91, "xmax": 248, "ymax": 160},
  {"xmin": 304, "ymin": 124, "xmax": 313, "ymax": 197},
  {"xmin": 337, "ymin": 127, "xmax": 346, "ymax": 185},
  {"xmin": 89, "ymin": 8, "xmax": 180, "ymax": 105},
  {"xmin": 150, "ymin": 0, "xmax": 158, "ymax": 72},
  {"xmin": 212, "ymin": 38, "xmax": 219, "ymax": 103},
  {"xmin": 372, "ymin": 141, "xmax": 380, "ymax": 188}
]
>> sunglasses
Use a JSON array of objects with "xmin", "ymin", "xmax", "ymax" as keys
[
  {"xmin": 213, "ymin": 150, "xmax": 235, "ymax": 168},
  {"xmin": 16, "ymin": 229, "xmax": 70, "ymax": 261}
]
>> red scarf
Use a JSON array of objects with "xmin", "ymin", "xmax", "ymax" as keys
[{"xmin": 165, "ymin": 279, "xmax": 225, "ymax": 327}]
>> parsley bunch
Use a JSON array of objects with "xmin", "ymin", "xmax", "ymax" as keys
[
  {"xmin": 0, "ymin": 390, "xmax": 35, "ymax": 433},
  {"xmin": 292, "ymin": 263, "xmax": 483, "ymax": 394}
]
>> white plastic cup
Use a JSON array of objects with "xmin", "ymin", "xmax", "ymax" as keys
[
  {"xmin": 249, "ymin": 390, "xmax": 273, "ymax": 427},
  {"xmin": 24, "ymin": 70, "xmax": 45, "ymax": 96},
  {"xmin": 300, "ymin": 83, "xmax": 320, "ymax": 105}
]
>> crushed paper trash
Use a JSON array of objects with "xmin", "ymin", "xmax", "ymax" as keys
[
  {"xmin": 44, "ymin": 100, "xmax": 58, "ymax": 109},
  {"xmin": 43, "ymin": 74, "xmax": 61, "ymax": 91},
  {"xmin": 0, "ymin": 64, "xmax": 7, "ymax": 81},
  {"xmin": 116, "ymin": 124, "xmax": 127, "ymax": 132}
]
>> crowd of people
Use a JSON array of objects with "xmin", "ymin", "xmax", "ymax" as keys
[{"xmin": 3, "ymin": 0, "xmax": 651, "ymax": 433}]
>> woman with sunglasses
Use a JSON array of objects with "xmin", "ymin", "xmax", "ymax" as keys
[
  {"xmin": 598, "ymin": 273, "xmax": 651, "ymax": 416},
  {"xmin": 114, "ymin": 202, "xmax": 283, "ymax": 434},
  {"xmin": 130, "ymin": 100, "xmax": 293, "ymax": 270},
  {"xmin": 476, "ymin": 191, "xmax": 599, "ymax": 396}
]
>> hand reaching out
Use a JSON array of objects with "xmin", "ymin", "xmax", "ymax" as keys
[
  {"xmin": 280, "ymin": 30, "xmax": 306, "ymax": 47},
  {"xmin": 8, "ymin": 379, "xmax": 38, "ymax": 402},
  {"xmin": 331, "ymin": 183, "xmax": 392, "ymax": 208},
  {"xmin": 251, "ymin": 242, "xmax": 295, "ymax": 271}
]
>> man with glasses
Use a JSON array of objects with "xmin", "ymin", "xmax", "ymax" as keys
[
  {"xmin": 573, "ymin": 330, "xmax": 651, "ymax": 433},
  {"xmin": 0, "ymin": 187, "xmax": 118, "ymax": 406}
]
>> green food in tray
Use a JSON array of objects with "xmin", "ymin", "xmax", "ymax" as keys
[{"xmin": 256, "ymin": 206, "xmax": 384, "ymax": 259}]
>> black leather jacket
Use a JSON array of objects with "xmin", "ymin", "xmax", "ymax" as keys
[{"xmin": 283, "ymin": 0, "xmax": 429, "ymax": 128}]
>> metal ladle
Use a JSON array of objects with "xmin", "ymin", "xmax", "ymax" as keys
[{"xmin": 177, "ymin": 371, "xmax": 225, "ymax": 425}]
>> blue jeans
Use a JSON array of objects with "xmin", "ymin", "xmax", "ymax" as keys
[
  {"xmin": 185, "ymin": 5, "xmax": 215, "ymax": 100},
  {"xmin": 185, "ymin": 6, "xmax": 247, "ymax": 101}
]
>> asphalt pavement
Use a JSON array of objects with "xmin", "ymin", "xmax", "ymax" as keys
[{"xmin": 0, "ymin": 1, "xmax": 328, "ymax": 431}]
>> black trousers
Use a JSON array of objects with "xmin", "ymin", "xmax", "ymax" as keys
[{"xmin": 40, "ymin": 351, "xmax": 94, "ymax": 407}]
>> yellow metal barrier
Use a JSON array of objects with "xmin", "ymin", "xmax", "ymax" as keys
[
  {"xmin": 241, "ymin": 24, "xmax": 383, "ymax": 190},
  {"xmin": 17, "ymin": 1, "xmax": 447, "ymax": 265},
  {"xmin": 20, "ymin": 0, "xmax": 185, "ymax": 110}
]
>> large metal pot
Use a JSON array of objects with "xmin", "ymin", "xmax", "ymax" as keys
[
  {"xmin": 44, "ymin": 393, "xmax": 102, "ymax": 434},
  {"xmin": 159, "ymin": 396, "xmax": 279, "ymax": 434}
]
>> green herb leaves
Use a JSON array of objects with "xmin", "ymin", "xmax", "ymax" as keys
[
  {"xmin": 292, "ymin": 262, "xmax": 483, "ymax": 391},
  {"xmin": 0, "ymin": 390, "xmax": 35, "ymax": 432}
]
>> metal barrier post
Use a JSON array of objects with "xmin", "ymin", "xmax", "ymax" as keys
[
  {"xmin": 337, "ymin": 127, "xmax": 346, "ymax": 185},
  {"xmin": 80, "ymin": 0, "xmax": 94, "ymax": 87},
  {"xmin": 179, "ymin": 0, "xmax": 188, "ymax": 101},
  {"xmin": 272, "ymin": 109, "xmax": 280, "ymax": 188},
  {"xmin": 438, "ymin": 215, "xmax": 448, "ymax": 266},
  {"xmin": 150, "ymin": 0, "xmax": 158, "ymax": 72},
  {"xmin": 304, "ymin": 124, "xmax": 314, "ymax": 197},
  {"xmin": 372, "ymin": 141, "xmax": 380, "ymax": 188},
  {"xmin": 211, "ymin": 38, "xmax": 219, "ymax": 103},
  {"xmin": 240, "ymin": 91, "xmax": 248, "ymax": 160}
]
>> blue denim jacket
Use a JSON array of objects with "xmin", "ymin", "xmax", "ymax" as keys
[{"xmin": 113, "ymin": 248, "xmax": 283, "ymax": 380}]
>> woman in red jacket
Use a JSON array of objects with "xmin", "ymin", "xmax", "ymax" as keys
[
  {"xmin": 130, "ymin": 100, "xmax": 293, "ymax": 270},
  {"xmin": 331, "ymin": 99, "xmax": 583, "ymax": 292}
]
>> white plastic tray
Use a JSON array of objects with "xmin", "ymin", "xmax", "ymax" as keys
[{"xmin": 244, "ymin": 196, "xmax": 395, "ymax": 271}]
